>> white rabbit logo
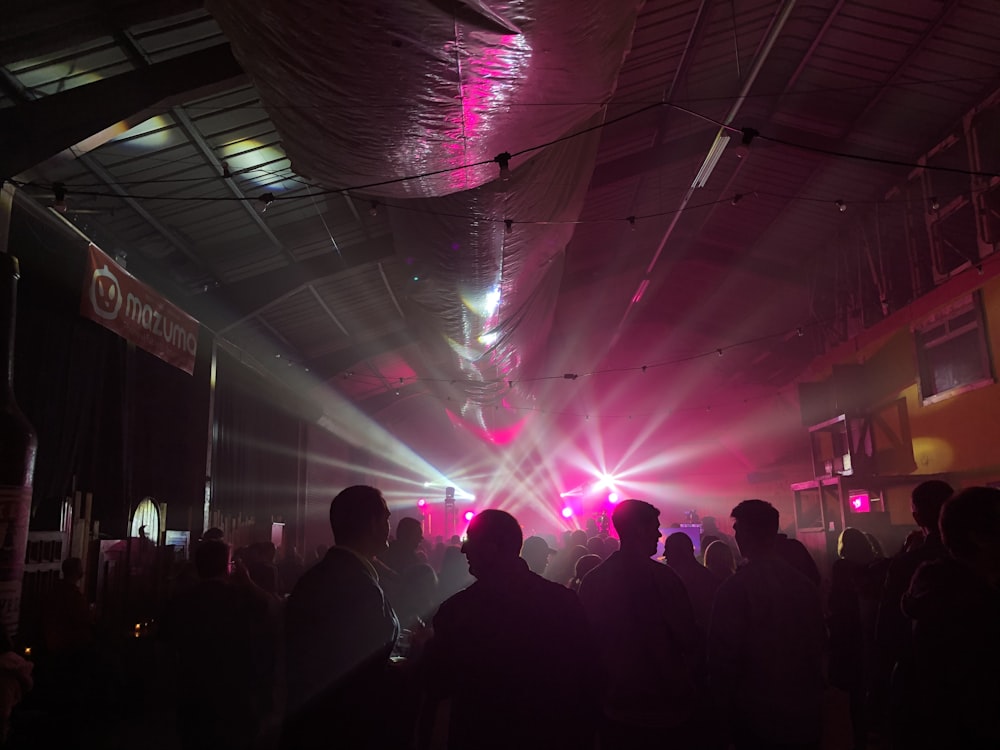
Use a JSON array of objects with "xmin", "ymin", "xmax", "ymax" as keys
[{"xmin": 90, "ymin": 264, "xmax": 122, "ymax": 320}]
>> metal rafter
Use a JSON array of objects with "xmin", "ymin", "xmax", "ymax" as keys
[
  {"xmin": 114, "ymin": 29, "xmax": 298, "ymax": 266},
  {"xmin": 307, "ymin": 284, "xmax": 350, "ymax": 336},
  {"xmin": 0, "ymin": 2, "xmax": 203, "ymax": 66},
  {"xmin": 378, "ymin": 261, "xmax": 406, "ymax": 319},
  {"xmin": 365, "ymin": 360, "xmax": 395, "ymax": 394},
  {"xmin": 1, "ymin": 52, "xmax": 228, "ymax": 283},
  {"xmin": 0, "ymin": 44, "xmax": 245, "ymax": 177},
  {"xmin": 698, "ymin": 0, "xmax": 968, "ymax": 281},
  {"xmin": 200, "ymin": 234, "xmax": 393, "ymax": 330},
  {"xmin": 75, "ymin": 152, "xmax": 222, "ymax": 280},
  {"xmin": 305, "ymin": 330, "xmax": 413, "ymax": 380}
]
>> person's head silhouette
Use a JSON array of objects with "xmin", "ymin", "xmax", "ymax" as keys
[
  {"xmin": 611, "ymin": 499, "xmax": 661, "ymax": 558},
  {"xmin": 461, "ymin": 509, "xmax": 523, "ymax": 581},
  {"xmin": 663, "ymin": 530, "xmax": 697, "ymax": 565},
  {"xmin": 731, "ymin": 499, "xmax": 780, "ymax": 560},
  {"xmin": 838, "ymin": 527, "xmax": 875, "ymax": 564},
  {"xmin": 195, "ymin": 539, "xmax": 230, "ymax": 580},
  {"xmin": 395, "ymin": 516, "xmax": 423, "ymax": 550},
  {"xmin": 329, "ymin": 485, "xmax": 391, "ymax": 559},
  {"xmin": 940, "ymin": 486, "xmax": 1000, "ymax": 575},
  {"xmin": 520, "ymin": 535, "xmax": 555, "ymax": 575},
  {"xmin": 704, "ymin": 539, "xmax": 736, "ymax": 579},
  {"xmin": 911, "ymin": 480, "xmax": 953, "ymax": 535}
]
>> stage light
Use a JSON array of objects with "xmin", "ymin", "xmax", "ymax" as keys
[
  {"xmin": 593, "ymin": 473, "xmax": 617, "ymax": 491},
  {"xmin": 561, "ymin": 507, "xmax": 574, "ymax": 519},
  {"xmin": 483, "ymin": 287, "xmax": 501, "ymax": 317},
  {"xmin": 464, "ymin": 510, "xmax": 476, "ymax": 522},
  {"xmin": 608, "ymin": 492, "xmax": 619, "ymax": 504},
  {"xmin": 417, "ymin": 498, "xmax": 427, "ymax": 508}
]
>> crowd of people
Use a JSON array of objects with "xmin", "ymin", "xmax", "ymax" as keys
[{"xmin": 13, "ymin": 481, "xmax": 1000, "ymax": 749}]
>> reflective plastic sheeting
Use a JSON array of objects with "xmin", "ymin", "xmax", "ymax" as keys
[
  {"xmin": 389, "ymin": 118, "xmax": 603, "ymax": 417},
  {"xmin": 208, "ymin": 0, "xmax": 644, "ymax": 197},
  {"xmin": 208, "ymin": 0, "xmax": 645, "ymax": 432}
]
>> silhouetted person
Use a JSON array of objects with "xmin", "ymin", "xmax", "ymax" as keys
[
  {"xmin": 703, "ymin": 539, "xmax": 736, "ymax": 581},
  {"xmin": 586, "ymin": 535, "xmax": 608, "ymax": 560},
  {"xmin": 246, "ymin": 540, "xmax": 279, "ymax": 595},
  {"xmin": 37, "ymin": 557, "xmax": 94, "ymax": 716},
  {"xmin": 520, "ymin": 535, "xmax": 556, "ymax": 575},
  {"xmin": 708, "ymin": 499, "xmax": 825, "ymax": 750},
  {"xmin": 828, "ymin": 528, "xmax": 878, "ymax": 750},
  {"xmin": 159, "ymin": 540, "xmax": 276, "ymax": 750},
  {"xmin": 202, "ymin": 526, "xmax": 225, "ymax": 542},
  {"xmin": 569, "ymin": 553, "xmax": 602, "ymax": 592},
  {"xmin": 310, "ymin": 543, "xmax": 328, "ymax": 567},
  {"xmin": 420, "ymin": 510, "xmax": 597, "ymax": 750},
  {"xmin": 702, "ymin": 516, "xmax": 739, "ymax": 561},
  {"xmin": 664, "ymin": 530, "xmax": 721, "ymax": 634},
  {"xmin": 277, "ymin": 545, "xmax": 306, "ymax": 595},
  {"xmin": 436, "ymin": 544, "xmax": 473, "ymax": 603},
  {"xmin": 878, "ymin": 480, "xmax": 952, "ymax": 661},
  {"xmin": 380, "ymin": 516, "xmax": 424, "ymax": 575},
  {"xmin": 40, "ymin": 557, "xmax": 92, "ymax": 658},
  {"xmin": 901, "ymin": 487, "xmax": 1000, "ymax": 749},
  {"xmin": 775, "ymin": 533, "xmax": 822, "ymax": 587},
  {"xmin": 865, "ymin": 532, "xmax": 885, "ymax": 559},
  {"xmin": 429, "ymin": 540, "xmax": 446, "ymax": 572},
  {"xmin": 579, "ymin": 500, "xmax": 702, "ymax": 749},
  {"xmin": 545, "ymin": 529, "xmax": 588, "ymax": 584},
  {"xmin": 876, "ymin": 479, "xmax": 952, "ymax": 748},
  {"xmin": 395, "ymin": 563, "xmax": 438, "ymax": 630},
  {"xmin": 283, "ymin": 486, "xmax": 398, "ymax": 750},
  {"xmin": 0, "ymin": 630, "xmax": 31, "ymax": 744}
]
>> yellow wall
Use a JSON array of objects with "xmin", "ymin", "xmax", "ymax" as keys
[
  {"xmin": 905, "ymin": 277, "xmax": 1000, "ymax": 477},
  {"xmin": 799, "ymin": 274, "xmax": 1000, "ymax": 527}
]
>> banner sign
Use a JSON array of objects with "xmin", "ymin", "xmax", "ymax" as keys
[{"xmin": 80, "ymin": 243, "xmax": 200, "ymax": 374}]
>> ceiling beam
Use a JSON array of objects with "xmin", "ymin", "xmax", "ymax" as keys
[
  {"xmin": 73, "ymin": 151, "xmax": 222, "ymax": 282},
  {"xmin": 0, "ymin": 43, "xmax": 245, "ymax": 177},
  {"xmin": 306, "ymin": 329, "xmax": 414, "ymax": 379},
  {"xmin": 12, "ymin": 189, "xmax": 213, "ymax": 315},
  {"xmin": 192, "ymin": 234, "xmax": 396, "ymax": 330},
  {"xmin": 358, "ymin": 381, "xmax": 427, "ymax": 415},
  {"xmin": 589, "ymin": 129, "xmax": 717, "ymax": 192},
  {"xmin": 308, "ymin": 284, "xmax": 350, "ymax": 336},
  {"xmin": 112, "ymin": 30, "xmax": 298, "ymax": 267},
  {"xmin": 0, "ymin": 2, "xmax": 203, "ymax": 66},
  {"xmin": 598, "ymin": 0, "xmax": 716, "ymax": 199},
  {"xmin": 378, "ymin": 261, "xmax": 406, "ymax": 319},
  {"xmin": 170, "ymin": 104, "xmax": 298, "ymax": 265},
  {"xmin": 704, "ymin": 0, "xmax": 966, "ymax": 279}
]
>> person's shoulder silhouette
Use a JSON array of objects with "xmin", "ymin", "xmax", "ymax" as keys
[{"xmin": 422, "ymin": 509, "xmax": 597, "ymax": 750}]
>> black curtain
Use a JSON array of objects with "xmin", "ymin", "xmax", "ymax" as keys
[
  {"xmin": 211, "ymin": 349, "xmax": 303, "ymax": 533},
  {"xmin": 10, "ymin": 206, "xmax": 210, "ymax": 535}
]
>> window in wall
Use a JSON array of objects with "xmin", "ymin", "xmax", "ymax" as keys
[{"xmin": 914, "ymin": 291, "xmax": 994, "ymax": 404}]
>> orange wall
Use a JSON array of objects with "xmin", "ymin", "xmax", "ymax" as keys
[
  {"xmin": 799, "ymin": 272, "xmax": 1000, "ymax": 526},
  {"xmin": 906, "ymin": 276, "xmax": 1000, "ymax": 477}
]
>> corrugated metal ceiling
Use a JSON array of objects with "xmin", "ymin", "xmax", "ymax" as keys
[{"xmin": 4, "ymin": 0, "xmax": 1000, "ymax": 407}]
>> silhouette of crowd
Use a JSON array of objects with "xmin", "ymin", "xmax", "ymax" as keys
[{"xmin": 9, "ymin": 480, "xmax": 1000, "ymax": 750}]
